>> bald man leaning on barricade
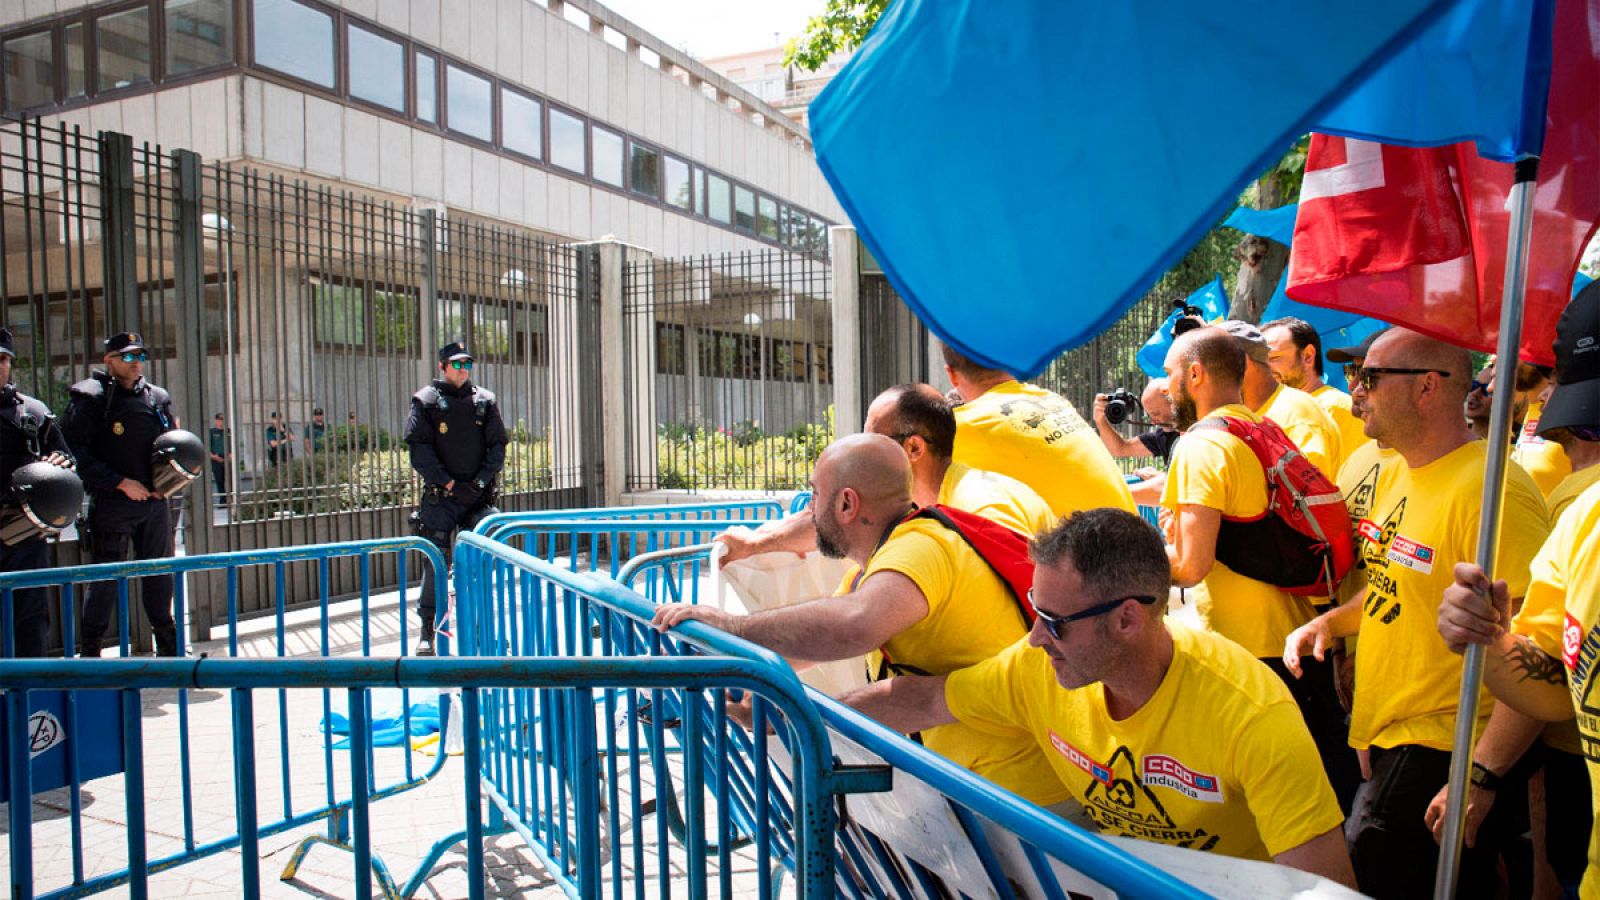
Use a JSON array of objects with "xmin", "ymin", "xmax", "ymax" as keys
[
  {"xmin": 714, "ymin": 383, "xmax": 1055, "ymax": 563},
  {"xmin": 837, "ymin": 507, "xmax": 1355, "ymax": 886},
  {"xmin": 651, "ymin": 433, "xmax": 1070, "ymax": 808}
]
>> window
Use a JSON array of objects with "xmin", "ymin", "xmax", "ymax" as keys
[
  {"xmin": 757, "ymin": 196, "xmax": 778, "ymax": 240},
  {"xmin": 706, "ymin": 173, "xmax": 731, "ymax": 225},
  {"xmin": 501, "ymin": 87, "xmax": 541, "ymax": 159},
  {"xmin": 445, "ymin": 63, "xmax": 492, "ymax": 142},
  {"xmin": 64, "ymin": 23, "xmax": 87, "ymax": 98},
  {"xmin": 663, "ymin": 155, "xmax": 690, "ymax": 210},
  {"xmin": 810, "ymin": 216, "xmax": 829, "ymax": 254},
  {"xmin": 165, "ymin": 0, "xmax": 233, "ymax": 76},
  {"xmin": 414, "ymin": 51, "xmax": 437, "ymax": 123},
  {"xmin": 97, "ymin": 6, "xmax": 153, "ymax": 92},
  {"xmin": 549, "ymin": 107, "xmax": 585, "ymax": 173},
  {"xmin": 252, "ymin": 0, "xmax": 335, "ymax": 88},
  {"xmin": 373, "ymin": 288, "xmax": 418, "ymax": 351},
  {"xmin": 2, "ymin": 31, "xmax": 55, "ymax": 111},
  {"xmin": 592, "ymin": 126, "xmax": 624, "ymax": 187},
  {"xmin": 692, "ymin": 166, "xmax": 706, "ymax": 217},
  {"xmin": 629, "ymin": 141, "xmax": 660, "ymax": 198},
  {"xmin": 313, "ymin": 280, "xmax": 367, "ymax": 347},
  {"xmin": 656, "ymin": 323, "xmax": 686, "ymax": 375},
  {"xmin": 347, "ymin": 25, "xmax": 405, "ymax": 112},
  {"xmin": 734, "ymin": 186, "xmax": 756, "ymax": 234},
  {"xmin": 778, "ymin": 206, "xmax": 796, "ymax": 247}
]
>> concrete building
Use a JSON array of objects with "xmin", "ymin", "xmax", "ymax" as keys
[
  {"xmin": 0, "ymin": 0, "xmax": 844, "ymax": 255},
  {"xmin": 700, "ymin": 45, "xmax": 846, "ymax": 129}
]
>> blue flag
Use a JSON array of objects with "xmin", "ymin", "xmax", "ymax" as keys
[
  {"xmin": 1137, "ymin": 276, "xmax": 1229, "ymax": 378},
  {"xmin": 1312, "ymin": 0, "xmax": 1557, "ymax": 161},
  {"xmin": 811, "ymin": 0, "xmax": 1455, "ymax": 377}
]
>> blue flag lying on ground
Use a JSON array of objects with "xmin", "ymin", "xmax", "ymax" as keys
[
  {"xmin": 1137, "ymin": 276, "xmax": 1229, "ymax": 378},
  {"xmin": 810, "ymin": 0, "xmax": 1456, "ymax": 377},
  {"xmin": 323, "ymin": 688, "xmax": 441, "ymax": 749}
]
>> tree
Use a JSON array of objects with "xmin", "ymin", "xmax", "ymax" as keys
[
  {"xmin": 1230, "ymin": 137, "xmax": 1308, "ymax": 322},
  {"xmin": 785, "ymin": 0, "xmax": 888, "ymax": 72}
]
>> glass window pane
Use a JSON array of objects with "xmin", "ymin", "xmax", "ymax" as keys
[
  {"xmin": 629, "ymin": 142, "xmax": 660, "ymax": 198},
  {"xmin": 692, "ymin": 166, "xmax": 706, "ymax": 216},
  {"xmin": 348, "ymin": 26, "xmax": 404, "ymax": 111},
  {"xmin": 64, "ymin": 23, "xmax": 86, "ymax": 98},
  {"xmin": 3, "ymin": 31, "xmax": 55, "ymax": 111},
  {"xmin": 165, "ymin": 0, "xmax": 233, "ymax": 76},
  {"xmin": 549, "ymin": 107, "xmax": 585, "ymax": 173},
  {"xmin": 97, "ymin": 7, "xmax": 153, "ymax": 92},
  {"xmin": 252, "ymin": 0, "xmax": 334, "ymax": 88},
  {"xmin": 707, "ymin": 173, "xmax": 731, "ymax": 225},
  {"xmin": 734, "ymin": 186, "xmax": 756, "ymax": 233},
  {"xmin": 501, "ymin": 88, "xmax": 541, "ymax": 159},
  {"xmin": 664, "ymin": 157, "xmax": 690, "ymax": 210},
  {"xmin": 592, "ymin": 126, "xmax": 623, "ymax": 187},
  {"xmin": 445, "ymin": 63, "xmax": 492, "ymax": 142},
  {"xmin": 757, "ymin": 196, "xmax": 778, "ymax": 240},
  {"xmin": 415, "ymin": 52, "xmax": 436, "ymax": 123}
]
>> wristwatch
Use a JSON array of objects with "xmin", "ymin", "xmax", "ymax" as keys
[{"xmin": 1469, "ymin": 762, "xmax": 1502, "ymax": 792}]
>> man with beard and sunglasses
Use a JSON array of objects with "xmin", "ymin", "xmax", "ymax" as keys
[
  {"xmin": 837, "ymin": 508, "xmax": 1353, "ymax": 884},
  {"xmin": 652, "ymin": 433, "xmax": 1068, "ymax": 807}
]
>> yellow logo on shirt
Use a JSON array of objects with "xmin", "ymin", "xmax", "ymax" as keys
[
  {"xmin": 1050, "ymin": 734, "xmax": 1222, "ymax": 851},
  {"xmin": 112, "ymin": 421, "xmax": 124, "ymax": 436},
  {"xmin": 438, "ymin": 422, "xmax": 448, "ymax": 434}
]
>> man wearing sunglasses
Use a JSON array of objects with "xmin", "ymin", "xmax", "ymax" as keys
[
  {"xmin": 1284, "ymin": 328, "xmax": 1550, "ymax": 899},
  {"xmin": 61, "ymin": 332, "xmax": 182, "ymax": 657},
  {"xmin": 839, "ymin": 508, "xmax": 1354, "ymax": 885},
  {"xmin": 405, "ymin": 342, "xmax": 506, "ymax": 655}
]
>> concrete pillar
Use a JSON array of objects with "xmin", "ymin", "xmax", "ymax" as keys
[
  {"xmin": 829, "ymin": 225, "xmax": 861, "ymax": 437},
  {"xmin": 620, "ymin": 245, "xmax": 658, "ymax": 495}
]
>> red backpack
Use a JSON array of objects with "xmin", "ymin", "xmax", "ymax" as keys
[{"xmin": 1190, "ymin": 416, "xmax": 1355, "ymax": 597}]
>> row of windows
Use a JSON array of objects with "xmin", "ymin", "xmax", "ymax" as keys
[
  {"xmin": 310, "ymin": 277, "xmax": 555, "ymax": 366},
  {"xmin": 0, "ymin": 0, "xmax": 834, "ymax": 256},
  {"xmin": 656, "ymin": 323, "xmax": 832, "ymax": 384}
]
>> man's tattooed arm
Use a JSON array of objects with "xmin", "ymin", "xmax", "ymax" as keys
[{"xmin": 1507, "ymin": 636, "xmax": 1567, "ymax": 686}]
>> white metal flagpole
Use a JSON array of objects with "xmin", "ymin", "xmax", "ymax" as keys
[{"xmin": 1433, "ymin": 156, "xmax": 1541, "ymax": 900}]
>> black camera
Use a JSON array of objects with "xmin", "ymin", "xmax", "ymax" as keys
[{"xmin": 1103, "ymin": 388, "xmax": 1140, "ymax": 426}]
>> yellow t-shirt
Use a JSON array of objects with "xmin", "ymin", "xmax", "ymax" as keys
[
  {"xmin": 938, "ymin": 461, "xmax": 1057, "ymax": 537},
  {"xmin": 1259, "ymin": 383, "xmax": 1343, "ymax": 481},
  {"xmin": 1549, "ymin": 465, "xmax": 1600, "ymax": 522},
  {"xmin": 1312, "ymin": 384, "xmax": 1370, "ymax": 460},
  {"xmin": 1349, "ymin": 441, "xmax": 1550, "ymax": 750},
  {"xmin": 945, "ymin": 623, "xmax": 1344, "ymax": 861},
  {"xmin": 1512, "ymin": 401, "xmax": 1574, "ymax": 498},
  {"xmin": 1335, "ymin": 441, "xmax": 1407, "ymax": 610},
  {"xmin": 953, "ymin": 380, "xmax": 1135, "ymax": 518},
  {"xmin": 1161, "ymin": 404, "xmax": 1317, "ymax": 657},
  {"xmin": 860, "ymin": 518, "xmax": 1070, "ymax": 805},
  {"xmin": 1509, "ymin": 482, "xmax": 1600, "ymax": 900}
]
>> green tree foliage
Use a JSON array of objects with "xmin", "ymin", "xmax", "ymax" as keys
[{"xmin": 785, "ymin": 0, "xmax": 888, "ymax": 71}]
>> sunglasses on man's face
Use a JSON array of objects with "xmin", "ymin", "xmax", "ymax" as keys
[
  {"xmin": 449, "ymin": 360, "xmax": 474, "ymax": 371},
  {"xmin": 1027, "ymin": 588, "xmax": 1159, "ymax": 640},
  {"xmin": 1353, "ymin": 366, "xmax": 1451, "ymax": 392},
  {"xmin": 120, "ymin": 352, "xmax": 149, "ymax": 363}
]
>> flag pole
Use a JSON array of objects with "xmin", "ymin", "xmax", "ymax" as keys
[{"xmin": 1434, "ymin": 156, "xmax": 1541, "ymax": 900}]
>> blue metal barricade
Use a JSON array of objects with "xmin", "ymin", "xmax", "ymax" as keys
[
  {"xmin": 0, "ymin": 655, "xmax": 851, "ymax": 900},
  {"xmin": 789, "ymin": 491, "xmax": 813, "ymax": 513},
  {"xmin": 0, "ymin": 538, "xmax": 449, "ymax": 900}
]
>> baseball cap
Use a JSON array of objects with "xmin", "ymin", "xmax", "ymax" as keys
[
  {"xmin": 0, "ymin": 327, "xmax": 14, "ymax": 359},
  {"xmin": 1221, "ymin": 320, "xmax": 1270, "ymax": 364},
  {"xmin": 1326, "ymin": 328, "xmax": 1390, "ymax": 364},
  {"xmin": 1536, "ymin": 280, "xmax": 1599, "ymax": 436},
  {"xmin": 104, "ymin": 332, "xmax": 146, "ymax": 355},
  {"xmin": 437, "ymin": 342, "xmax": 473, "ymax": 363}
]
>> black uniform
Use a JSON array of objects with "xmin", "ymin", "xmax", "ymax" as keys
[
  {"xmin": 61, "ymin": 371, "xmax": 179, "ymax": 656},
  {"xmin": 0, "ymin": 382, "xmax": 74, "ymax": 658},
  {"xmin": 405, "ymin": 377, "xmax": 506, "ymax": 634}
]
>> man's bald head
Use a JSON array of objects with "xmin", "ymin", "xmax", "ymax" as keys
[
  {"xmin": 1168, "ymin": 327, "xmax": 1247, "ymax": 388},
  {"xmin": 1366, "ymin": 329, "xmax": 1473, "ymax": 405},
  {"xmin": 814, "ymin": 433, "xmax": 914, "ymax": 512},
  {"xmin": 865, "ymin": 383, "xmax": 956, "ymax": 459}
]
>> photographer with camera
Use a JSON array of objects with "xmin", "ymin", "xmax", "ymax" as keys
[{"xmin": 1094, "ymin": 379, "xmax": 1179, "ymax": 506}]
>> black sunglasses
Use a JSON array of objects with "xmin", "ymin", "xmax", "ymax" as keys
[
  {"xmin": 119, "ymin": 351, "xmax": 149, "ymax": 363},
  {"xmin": 1353, "ymin": 366, "xmax": 1451, "ymax": 391},
  {"xmin": 1028, "ymin": 588, "xmax": 1159, "ymax": 639}
]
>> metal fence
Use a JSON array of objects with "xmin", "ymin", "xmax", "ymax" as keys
[
  {"xmin": 623, "ymin": 248, "xmax": 833, "ymax": 492},
  {"xmin": 1035, "ymin": 287, "xmax": 1180, "ymax": 419}
]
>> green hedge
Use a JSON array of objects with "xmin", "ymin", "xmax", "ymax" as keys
[{"xmin": 655, "ymin": 409, "xmax": 833, "ymax": 491}]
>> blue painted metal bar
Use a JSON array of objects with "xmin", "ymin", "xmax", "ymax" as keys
[
  {"xmin": 121, "ymin": 688, "xmax": 148, "ymax": 900},
  {"xmin": 7, "ymin": 687, "xmax": 33, "ymax": 900},
  {"xmin": 232, "ymin": 688, "xmax": 262, "ymax": 898},
  {"xmin": 347, "ymin": 688, "xmax": 374, "ymax": 900}
]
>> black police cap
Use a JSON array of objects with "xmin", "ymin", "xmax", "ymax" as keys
[
  {"xmin": 104, "ymin": 332, "xmax": 147, "ymax": 354},
  {"xmin": 438, "ymin": 342, "xmax": 473, "ymax": 364}
]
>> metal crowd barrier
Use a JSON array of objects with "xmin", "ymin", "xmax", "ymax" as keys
[
  {"xmin": 0, "ymin": 538, "xmax": 448, "ymax": 900},
  {"xmin": 0, "ymin": 655, "xmax": 845, "ymax": 900}
]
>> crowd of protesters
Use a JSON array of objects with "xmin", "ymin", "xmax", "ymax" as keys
[{"xmin": 654, "ymin": 281, "xmax": 1600, "ymax": 899}]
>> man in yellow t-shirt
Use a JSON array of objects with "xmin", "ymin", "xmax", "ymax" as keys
[
  {"xmin": 1225, "ymin": 320, "xmax": 1343, "ymax": 480},
  {"xmin": 941, "ymin": 344, "xmax": 1135, "ymax": 518},
  {"xmin": 1514, "ymin": 394, "xmax": 1574, "ymax": 498},
  {"xmin": 1161, "ymin": 326, "xmax": 1360, "ymax": 811},
  {"xmin": 1284, "ymin": 328, "xmax": 1550, "ymax": 900},
  {"xmin": 653, "ymin": 433, "xmax": 1067, "ymax": 806},
  {"xmin": 839, "ymin": 508, "xmax": 1354, "ymax": 884},
  {"xmin": 1263, "ymin": 317, "xmax": 1369, "ymax": 460}
]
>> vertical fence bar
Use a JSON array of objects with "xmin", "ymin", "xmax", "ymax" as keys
[
  {"xmin": 232, "ymin": 687, "xmax": 262, "ymax": 897},
  {"xmin": 121, "ymin": 687, "xmax": 149, "ymax": 899},
  {"xmin": 348, "ymin": 688, "xmax": 374, "ymax": 900},
  {"xmin": 6, "ymin": 688, "xmax": 33, "ymax": 900},
  {"xmin": 463, "ymin": 686, "xmax": 486, "ymax": 900}
]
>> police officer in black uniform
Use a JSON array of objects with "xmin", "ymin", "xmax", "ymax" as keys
[
  {"xmin": 61, "ymin": 333, "xmax": 182, "ymax": 657},
  {"xmin": 0, "ymin": 328, "xmax": 76, "ymax": 657},
  {"xmin": 406, "ymin": 342, "xmax": 506, "ymax": 654}
]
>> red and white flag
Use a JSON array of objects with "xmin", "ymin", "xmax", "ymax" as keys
[{"xmin": 1287, "ymin": 0, "xmax": 1600, "ymax": 365}]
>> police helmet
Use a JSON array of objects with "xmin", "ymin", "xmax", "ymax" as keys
[
  {"xmin": 1, "ymin": 462, "xmax": 85, "ymax": 545},
  {"xmin": 150, "ymin": 430, "xmax": 207, "ymax": 497}
]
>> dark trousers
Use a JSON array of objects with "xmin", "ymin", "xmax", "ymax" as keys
[
  {"xmin": 415, "ymin": 491, "xmax": 495, "ymax": 626},
  {"xmin": 80, "ymin": 496, "xmax": 176, "ymax": 655},
  {"xmin": 0, "ymin": 537, "xmax": 51, "ymax": 658},
  {"xmin": 1349, "ymin": 744, "xmax": 1529, "ymax": 900},
  {"xmin": 211, "ymin": 461, "xmax": 225, "ymax": 499},
  {"xmin": 1263, "ymin": 655, "xmax": 1363, "ymax": 813},
  {"xmin": 1542, "ymin": 747, "xmax": 1591, "ymax": 894}
]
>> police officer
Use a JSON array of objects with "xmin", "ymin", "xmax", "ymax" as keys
[
  {"xmin": 0, "ymin": 328, "xmax": 76, "ymax": 657},
  {"xmin": 406, "ymin": 342, "xmax": 506, "ymax": 654},
  {"xmin": 61, "ymin": 332, "xmax": 182, "ymax": 657}
]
